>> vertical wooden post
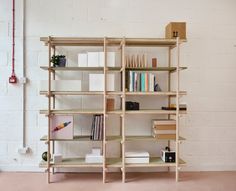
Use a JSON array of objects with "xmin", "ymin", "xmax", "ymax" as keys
[
  {"xmin": 175, "ymin": 37, "xmax": 180, "ymax": 182},
  {"xmin": 167, "ymin": 47, "xmax": 171, "ymax": 172},
  {"xmin": 102, "ymin": 37, "xmax": 107, "ymax": 183},
  {"xmin": 47, "ymin": 36, "xmax": 52, "ymax": 183},
  {"xmin": 121, "ymin": 38, "xmax": 126, "ymax": 183},
  {"xmin": 52, "ymin": 46, "xmax": 56, "ymax": 175}
]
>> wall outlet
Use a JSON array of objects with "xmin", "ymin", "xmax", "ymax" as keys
[
  {"xmin": 18, "ymin": 147, "xmax": 30, "ymax": 154},
  {"xmin": 19, "ymin": 77, "xmax": 27, "ymax": 84}
]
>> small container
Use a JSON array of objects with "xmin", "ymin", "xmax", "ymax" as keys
[{"xmin": 58, "ymin": 57, "xmax": 66, "ymax": 67}]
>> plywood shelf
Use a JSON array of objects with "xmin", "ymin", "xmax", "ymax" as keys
[
  {"xmin": 40, "ymin": 109, "xmax": 104, "ymax": 115},
  {"xmin": 40, "ymin": 66, "xmax": 122, "ymax": 72},
  {"xmin": 40, "ymin": 109, "xmax": 186, "ymax": 115},
  {"xmin": 126, "ymin": 67, "xmax": 187, "ymax": 71},
  {"xmin": 126, "ymin": 135, "xmax": 185, "ymax": 141},
  {"xmin": 39, "ymin": 158, "xmax": 102, "ymax": 168},
  {"xmin": 40, "ymin": 66, "xmax": 187, "ymax": 72},
  {"xmin": 125, "ymin": 157, "xmax": 186, "ymax": 167},
  {"xmin": 39, "ymin": 157, "xmax": 122, "ymax": 168},
  {"xmin": 40, "ymin": 91, "xmax": 186, "ymax": 96},
  {"xmin": 126, "ymin": 91, "xmax": 187, "ymax": 96},
  {"xmin": 39, "ymin": 157, "xmax": 185, "ymax": 168},
  {"xmin": 40, "ymin": 37, "xmax": 186, "ymax": 47},
  {"xmin": 40, "ymin": 91, "xmax": 122, "ymax": 96},
  {"xmin": 40, "ymin": 135, "xmax": 122, "ymax": 142},
  {"xmin": 125, "ymin": 109, "xmax": 187, "ymax": 115},
  {"xmin": 40, "ymin": 135, "xmax": 185, "ymax": 142}
]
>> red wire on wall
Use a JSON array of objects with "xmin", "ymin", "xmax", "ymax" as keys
[
  {"xmin": 9, "ymin": 0, "xmax": 17, "ymax": 83},
  {"xmin": 12, "ymin": 0, "xmax": 15, "ymax": 75}
]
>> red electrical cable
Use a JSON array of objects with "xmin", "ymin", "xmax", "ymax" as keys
[
  {"xmin": 9, "ymin": 0, "xmax": 17, "ymax": 83},
  {"xmin": 12, "ymin": 0, "xmax": 15, "ymax": 75}
]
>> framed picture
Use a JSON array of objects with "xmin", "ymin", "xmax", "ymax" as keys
[{"xmin": 50, "ymin": 115, "xmax": 73, "ymax": 140}]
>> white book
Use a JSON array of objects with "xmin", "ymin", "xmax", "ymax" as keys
[
  {"xmin": 125, "ymin": 157, "xmax": 149, "ymax": 164},
  {"xmin": 125, "ymin": 151, "xmax": 149, "ymax": 158}
]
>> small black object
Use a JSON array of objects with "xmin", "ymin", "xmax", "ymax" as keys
[
  {"xmin": 154, "ymin": 83, "xmax": 161, "ymax": 92},
  {"xmin": 161, "ymin": 148, "xmax": 175, "ymax": 163},
  {"xmin": 42, "ymin": 151, "xmax": 50, "ymax": 162},
  {"xmin": 126, "ymin": 101, "xmax": 139, "ymax": 110},
  {"xmin": 161, "ymin": 106, "xmax": 187, "ymax": 111}
]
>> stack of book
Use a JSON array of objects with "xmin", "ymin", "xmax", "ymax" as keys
[
  {"xmin": 125, "ymin": 151, "xmax": 150, "ymax": 164},
  {"xmin": 152, "ymin": 119, "xmax": 176, "ymax": 139},
  {"xmin": 85, "ymin": 147, "xmax": 103, "ymax": 163},
  {"xmin": 90, "ymin": 115, "xmax": 103, "ymax": 141},
  {"xmin": 126, "ymin": 71, "xmax": 157, "ymax": 92},
  {"xmin": 162, "ymin": 103, "xmax": 187, "ymax": 111}
]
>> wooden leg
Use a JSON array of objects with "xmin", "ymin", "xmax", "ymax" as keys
[
  {"xmin": 103, "ymin": 168, "xmax": 106, "ymax": 183},
  {"xmin": 47, "ymin": 168, "xmax": 50, "ymax": 183},
  {"xmin": 176, "ymin": 166, "xmax": 179, "ymax": 182},
  {"xmin": 122, "ymin": 171, "xmax": 125, "ymax": 183}
]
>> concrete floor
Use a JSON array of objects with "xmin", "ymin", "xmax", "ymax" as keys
[{"xmin": 0, "ymin": 172, "xmax": 236, "ymax": 191}]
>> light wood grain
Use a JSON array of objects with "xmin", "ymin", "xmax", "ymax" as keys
[
  {"xmin": 125, "ymin": 157, "xmax": 186, "ymax": 167},
  {"xmin": 40, "ymin": 37, "xmax": 186, "ymax": 47}
]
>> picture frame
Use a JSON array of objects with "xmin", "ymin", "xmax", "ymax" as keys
[{"xmin": 50, "ymin": 115, "xmax": 73, "ymax": 140}]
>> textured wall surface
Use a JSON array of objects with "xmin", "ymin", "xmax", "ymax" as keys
[{"xmin": 0, "ymin": 0, "xmax": 236, "ymax": 172}]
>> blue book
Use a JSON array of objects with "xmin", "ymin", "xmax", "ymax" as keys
[{"xmin": 141, "ymin": 73, "xmax": 145, "ymax": 92}]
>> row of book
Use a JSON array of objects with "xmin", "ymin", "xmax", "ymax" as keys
[
  {"xmin": 90, "ymin": 115, "xmax": 104, "ymax": 140},
  {"xmin": 126, "ymin": 71, "xmax": 159, "ymax": 92}
]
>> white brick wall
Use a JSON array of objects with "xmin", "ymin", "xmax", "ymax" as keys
[{"xmin": 0, "ymin": 0, "xmax": 236, "ymax": 172}]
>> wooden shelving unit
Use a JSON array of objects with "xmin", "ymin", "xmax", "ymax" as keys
[{"xmin": 39, "ymin": 36, "xmax": 186, "ymax": 183}]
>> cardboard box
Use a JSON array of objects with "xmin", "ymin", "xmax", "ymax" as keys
[
  {"xmin": 89, "ymin": 74, "xmax": 115, "ymax": 91},
  {"xmin": 125, "ymin": 151, "xmax": 150, "ymax": 164},
  {"xmin": 85, "ymin": 154, "xmax": 103, "ymax": 163},
  {"xmin": 78, "ymin": 53, "xmax": 88, "ymax": 67},
  {"xmin": 165, "ymin": 22, "xmax": 186, "ymax": 39}
]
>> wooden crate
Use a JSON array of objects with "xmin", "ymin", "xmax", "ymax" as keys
[{"xmin": 165, "ymin": 22, "xmax": 186, "ymax": 40}]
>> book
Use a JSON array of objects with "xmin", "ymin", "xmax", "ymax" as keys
[
  {"xmin": 90, "ymin": 115, "xmax": 103, "ymax": 141},
  {"xmin": 152, "ymin": 119, "xmax": 176, "ymax": 125}
]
